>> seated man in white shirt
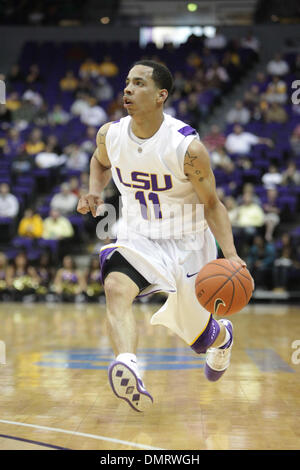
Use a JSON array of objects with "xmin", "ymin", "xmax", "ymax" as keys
[
  {"xmin": 225, "ymin": 124, "xmax": 273, "ymax": 155},
  {"xmin": 226, "ymin": 100, "xmax": 250, "ymax": 126},
  {"xmin": 50, "ymin": 183, "xmax": 78, "ymax": 216},
  {"xmin": 0, "ymin": 183, "xmax": 19, "ymax": 219},
  {"xmin": 35, "ymin": 144, "xmax": 67, "ymax": 169},
  {"xmin": 266, "ymin": 53, "xmax": 289, "ymax": 77}
]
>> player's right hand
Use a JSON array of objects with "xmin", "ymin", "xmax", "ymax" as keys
[{"xmin": 77, "ymin": 193, "xmax": 104, "ymax": 218}]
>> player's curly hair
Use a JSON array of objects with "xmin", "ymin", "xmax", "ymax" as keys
[{"xmin": 132, "ymin": 59, "xmax": 174, "ymax": 99}]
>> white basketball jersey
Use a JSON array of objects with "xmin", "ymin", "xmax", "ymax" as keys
[{"xmin": 105, "ymin": 113, "xmax": 207, "ymax": 239}]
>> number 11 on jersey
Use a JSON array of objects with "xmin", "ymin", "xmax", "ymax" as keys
[{"xmin": 135, "ymin": 191, "xmax": 162, "ymax": 220}]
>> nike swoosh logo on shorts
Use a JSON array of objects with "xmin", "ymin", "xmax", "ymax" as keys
[{"xmin": 186, "ymin": 272, "xmax": 199, "ymax": 278}]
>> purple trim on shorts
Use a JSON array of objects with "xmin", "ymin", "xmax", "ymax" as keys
[
  {"xmin": 136, "ymin": 288, "xmax": 176, "ymax": 298},
  {"xmin": 191, "ymin": 315, "xmax": 220, "ymax": 354},
  {"xmin": 99, "ymin": 247, "xmax": 118, "ymax": 284},
  {"xmin": 112, "ymin": 119, "xmax": 120, "ymax": 123},
  {"xmin": 178, "ymin": 125, "xmax": 197, "ymax": 137}
]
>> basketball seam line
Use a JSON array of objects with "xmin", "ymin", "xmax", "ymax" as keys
[
  {"xmin": 201, "ymin": 265, "xmax": 244, "ymax": 311},
  {"xmin": 203, "ymin": 277, "xmax": 234, "ymax": 309}
]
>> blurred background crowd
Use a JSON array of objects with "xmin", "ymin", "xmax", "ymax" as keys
[{"xmin": 1, "ymin": 22, "xmax": 300, "ymax": 302}]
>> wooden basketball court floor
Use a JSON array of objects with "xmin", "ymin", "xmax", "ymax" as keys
[{"xmin": 0, "ymin": 301, "xmax": 299, "ymax": 450}]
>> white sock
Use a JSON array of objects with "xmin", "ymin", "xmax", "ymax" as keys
[{"xmin": 116, "ymin": 353, "xmax": 141, "ymax": 378}]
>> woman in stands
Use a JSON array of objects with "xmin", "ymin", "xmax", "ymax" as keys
[
  {"xmin": 0, "ymin": 253, "xmax": 10, "ymax": 301},
  {"xmin": 85, "ymin": 255, "xmax": 104, "ymax": 302},
  {"xmin": 35, "ymin": 251, "xmax": 55, "ymax": 301},
  {"xmin": 53, "ymin": 255, "xmax": 86, "ymax": 302},
  {"xmin": 6, "ymin": 252, "xmax": 40, "ymax": 301}
]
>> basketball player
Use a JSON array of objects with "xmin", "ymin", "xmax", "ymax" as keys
[{"xmin": 77, "ymin": 60, "xmax": 253, "ymax": 412}]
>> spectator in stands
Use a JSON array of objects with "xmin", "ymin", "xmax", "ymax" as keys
[
  {"xmin": 42, "ymin": 208, "xmax": 74, "ymax": 240},
  {"xmin": 164, "ymin": 96, "xmax": 176, "ymax": 117},
  {"xmin": 0, "ymin": 252, "xmax": 10, "ymax": 300},
  {"xmin": 202, "ymin": 124, "xmax": 226, "ymax": 152},
  {"xmin": 3, "ymin": 128, "xmax": 23, "ymax": 157},
  {"xmin": 98, "ymin": 55, "xmax": 119, "ymax": 78},
  {"xmin": 33, "ymin": 101, "xmax": 50, "ymax": 127},
  {"xmin": 224, "ymin": 196, "xmax": 239, "ymax": 227},
  {"xmin": 53, "ymin": 255, "xmax": 86, "ymax": 302},
  {"xmin": 11, "ymin": 149, "xmax": 33, "ymax": 175},
  {"xmin": 79, "ymin": 172, "xmax": 89, "ymax": 194},
  {"xmin": 226, "ymin": 100, "xmax": 251, "ymax": 125},
  {"xmin": 80, "ymin": 126, "xmax": 97, "ymax": 155},
  {"xmin": 273, "ymin": 233, "xmax": 297, "ymax": 292},
  {"xmin": 94, "ymin": 75, "xmax": 114, "ymax": 101},
  {"xmin": 5, "ymin": 92, "xmax": 21, "ymax": 112},
  {"xmin": 0, "ymin": 183, "xmax": 19, "ymax": 219},
  {"xmin": 7, "ymin": 64, "xmax": 24, "ymax": 83},
  {"xmin": 243, "ymin": 84, "xmax": 261, "ymax": 111},
  {"xmin": 69, "ymin": 176, "xmax": 80, "ymax": 197},
  {"xmin": 35, "ymin": 251, "xmax": 55, "ymax": 300},
  {"xmin": 79, "ymin": 57, "xmax": 99, "ymax": 79},
  {"xmin": 18, "ymin": 207, "xmax": 43, "ymax": 239},
  {"xmin": 35, "ymin": 143, "xmax": 66, "ymax": 169},
  {"xmin": 252, "ymin": 71, "xmax": 268, "ymax": 93},
  {"xmin": 11, "ymin": 96, "xmax": 38, "ymax": 128},
  {"xmin": 266, "ymin": 53, "xmax": 290, "ymax": 77},
  {"xmin": 26, "ymin": 64, "xmax": 43, "ymax": 84},
  {"xmin": 173, "ymin": 70, "xmax": 187, "ymax": 97},
  {"xmin": 205, "ymin": 62, "xmax": 229, "ymax": 92},
  {"xmin": 241, "ymin": 31, "xmax": 260, "ymax": 56},
  {"xmin": 46, "ymin": 134, "xmax": 62, "ymax": 154},
  {"xmin": 50, "ymin": 182, "xmax": 78, "ymax": 216},
  {"xmin": 225, "ymin": 124, "xmax": 273, "ymax": 155},
  {"xmin": 6, "ymin": 251, "xmax": 40, "ymax": 302},
  {"xmin": 290, "ymin": 124, "xmax": 300, "ymax": 156},
  {"xmin": 264, "ymin": 76, "xmax": 287, "ymax": 104},
  {"xmin": 281, "ymin": 161, "xmax": 300, "ymax": 186},
  {"xmin": 263, "ymin": 188, "xmax": 281, "ymax": 242},
  {"xmin": 85, "ymin": 255, "xmax": 104, "ymax": 301},
  {"xmin": 70, "ymin": 91, "xmax": 91, "ymax": 117},
  {"xmin": 235, "ymin": 192, "xmax": 265, "ymax": 243},
  {"xmin": 22, "ymin": 89, "xmax": 43, "ymax": 108},
  {"xmin": 263, "ymin": 102, "xmax": 288, "ymax": 124},
  {"xmin": 24, "ymin": 128, "xmax": 45, "ymax": 155},
  {"xmin": 186, "ymin": 92, "xmax": 202, "ymax": 129},
  {"xmin": 237, "ymin": 182, "xmax": 262, "ymax": 206},
  {"xmin": 107, "ymin": 92, "xmax": 125, "ymax": 121},
  {"xmin": 64, "ymin": 144, "xmax": 89, "ymax": 172},
  {"xmin": 210, "ymin": 145, "xmax": 232, "ymax": 170},
  {"xmin": 79, "ymin": 97, "xmax": 107, "ymax": 127},
  {"xmin": 247, "ymin": 235, "xmax": 276, "ymax": 289},
  {"xmin": 0, "ymin": 103, "xmax": 12, "ymax": 127},
  {"xmin": 59, "ymin": 70, "xmax": 79, "ymax": 92},
  {"xmin": 204, "ymin": 27, "xmax": 227, "ymax": 49},
  {"xmin": 48, "ymin": 104, "xmax": 70, "ymax": 126},
  {"xmin": 262, "ymin": 164, "xmax": 282, "ymax": 189}
]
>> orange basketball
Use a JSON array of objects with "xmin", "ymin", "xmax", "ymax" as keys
[{"xmin": 195, "ymin": 259, "xmax": 253, "ymax": 316}]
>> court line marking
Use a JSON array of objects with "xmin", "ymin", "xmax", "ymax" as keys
[
  {"xmin": 0, "ymin": 433, "xmax": 70, "ymax": 450},
  {"xmin": 0, "ymin": 419, "xmax": 164, "ymax": 450}
]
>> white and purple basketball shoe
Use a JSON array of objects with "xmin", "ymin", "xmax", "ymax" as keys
[
  {"xmin": 204, "ymin": 319, "xmax": 233, "ymax": 382},
  {"xmin": 108, "ymin": 361, "xmax": 153, "ymax": 412}
]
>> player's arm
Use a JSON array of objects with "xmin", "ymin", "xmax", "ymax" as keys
[
  {"xmin": 184, "ymin": 139, "xmax": 245, "ymax": 266},
  {"xmin": 77, "ymin": 122, "xmax": 112, "ymax": 217}
]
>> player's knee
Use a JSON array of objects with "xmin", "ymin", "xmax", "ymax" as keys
[
  {"xmin": 104, "ymin": 272, "xmax": 138, "ymax": 307},
  {"xmin": 190, "ymin": 316, "xmax": 221, "ymax": 354}
]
